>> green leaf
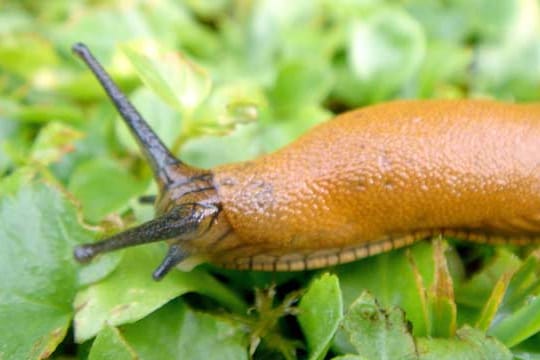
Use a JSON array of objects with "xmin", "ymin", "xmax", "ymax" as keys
[
  {"xmin": 343, "ymin": 6, "xmax": 426, "ymax": 103},
  {"xmin": 15, "ymin": 104, "xmax": 84, "ymax": 124},
  {"xmin": 268, "ymin": 61, "xmax": 333, "ymax": 116},
  {"xmin": 185, "ymin": 80, "xmax": 265, "ymax": 135},
  {"xmin": 68, "ymin": 157, "xmax": 146, "ymax": 222},
  {"xmin": 0, "ymin": 183, "xmax": 93, "ymax": 359},
  {"xmin": 0, "ymin": 8, "xmax": 32, "ymax": 34},
  {"xmin": 50, "ymin": 7, "xmax": 155, "ymax": 63},
  {"xmin": 298, "ymin": 273, "xmax": 343, "ymax": 360},
  {"xmin": 426, "ymin": 239, "xmax": 456, "ymax": 337},
  {"xmin": 73, "ymin": 245, "xmax": 245, "ymax": 343},
  {"xmin": 416, "ymin": 41, "xmax": 471, "ymax": 98},
  {"xmin": 77, "ymin": 250, "xmax": 123, "ymax": 288},
  {"xmin": 502, "ymin": 254, "xmax": 540, "ymax": 313},
  {"xmin": 488, "ymin": 255, "xmax": 540, "ymax": 347},
  {"xmin": 181, "ymin": 123, "xmax": 261, "ymax": 168},
  {"xmin": 342, "ymin": 291, "xmax": 417, "ymax": 360},
  {"xmin": 88, "ymin": 326, "xmax": 136, "ymax": 360},
  {"xmin": 122, "ymin": 41, "xmax": 212, "ymax": 114},
  {"xmin": 511, "ymin": 332, "xmax": 540, "ymax": 357},
  {"xmin": 416, "ymin": 326, "xmax": 512, "ymax": 360},
  {"xmin": 475, "ymin": 271, "xmax": 514, "ymax": 331},
  {"xmin": 121, "ymin": 299, "xmax": 248, "ymax": 360},
  {"xmin": 340, "ymin": 293, "xmax": 512, "ymax": 359},
  {"xmin": 332, "ymin": 355, "xmax": 368, "ymax": 360},
  {"xmin": 0, "ymin": 112, "xmax": 19, "ymax": 172},
  {"xmin": 489, "ymin": 297, "xmax": 540, "ymax": 347},
  {"xmin": 0, "ymin": 35, "xmax": 59, "ymax": 77},
  {"xmin": 459, "ymin": 0, "xmax": 519, "ymax": 41},
  {"xmin": 405, "ymin": 2, "xmax": 469, "ymax": 43},
  {"xmin": 260, "ymin": 105, "xmax": 331, "ymax": 153},
  {"xmin": 336, "ymin": 241, "xmax": 436, "ymax": 338},
  {"xmin": 470, "ymin": 0, "xmax": 540, "ymax": 100},
  {"xmin": 456, "ymin": 249, "xmax": 521, "ymax": 309},
  {"xmin": 0, "ymin": 167, "xmax": 36, "ymax": 197},
  {"xmin": 30, "ymin": 122, "xmax": 84, "ymax": 165}
]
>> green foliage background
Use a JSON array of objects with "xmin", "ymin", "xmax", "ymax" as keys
[{"xmin": 1, "ymin": 0, "xmax": 540, "ymax": 359}]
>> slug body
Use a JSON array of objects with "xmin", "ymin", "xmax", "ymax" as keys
[
  {"xmin": 210, "ymin": 101, "xmax": 540, "ymax": 270},
  {"xmin": 72, "ymin": 43, "xmax": 540, "ymax": 279}
]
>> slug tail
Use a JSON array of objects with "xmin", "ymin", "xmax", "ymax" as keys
[{"xmin": 72, "ymin": 42, "xmax": 185, "ymax": 185}]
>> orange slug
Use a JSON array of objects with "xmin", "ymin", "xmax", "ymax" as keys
[{"xmin": 72, "ymin": 43, "xmax": 540, "ymax": 280}]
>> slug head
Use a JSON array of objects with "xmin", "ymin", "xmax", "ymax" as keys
[{"xmin": 71, "ymin": 43, "xmax": 231, "ymax": 280}]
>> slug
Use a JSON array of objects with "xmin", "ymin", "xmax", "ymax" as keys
[{"xmin": 72, "ymin": 43, "xmax": 540, "ymax": 280}]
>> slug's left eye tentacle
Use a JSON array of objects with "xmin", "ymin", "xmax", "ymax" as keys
[
  {"xmin": 71, "ymin": 43, "xmax": 184, "ymax": 186},
  {"xmin": 73, "ymin": 204, "xmax": 214, "ymax": 264}
]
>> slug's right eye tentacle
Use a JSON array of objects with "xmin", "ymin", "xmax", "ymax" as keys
[{"xmin": 152, "ymin": 244, "xmax": 186, "ymax": 281}]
